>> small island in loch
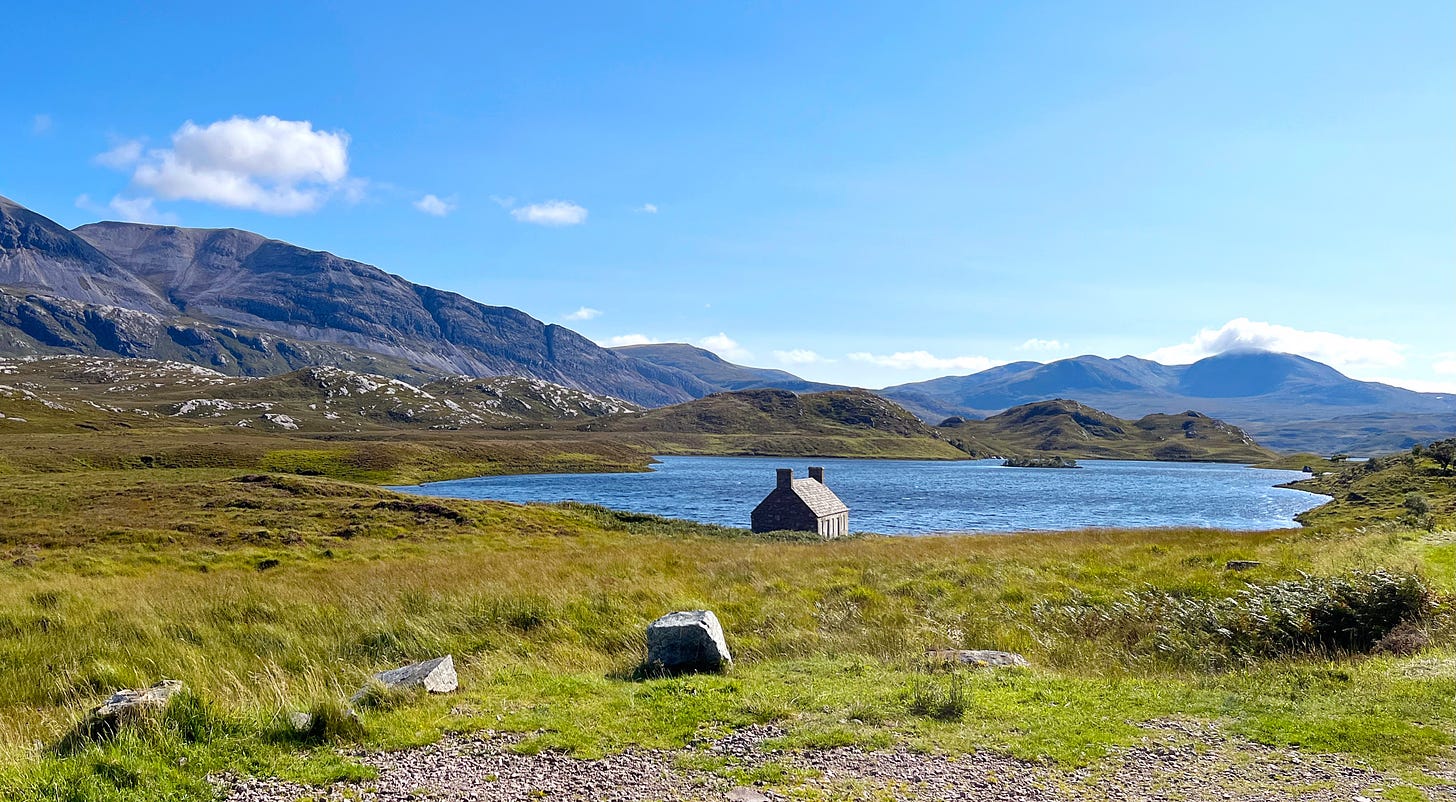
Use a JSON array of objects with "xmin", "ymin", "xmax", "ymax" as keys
[{"xmin": 1002, "ymin": 455, "xmax": 1081, "ymax": 468}]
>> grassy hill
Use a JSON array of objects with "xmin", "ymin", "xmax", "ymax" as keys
[
  {"xmin": 0, "ymin": 356, "xmax": 638, "ymax": 434},
  {"xmin": 1285, "ymin": 440, "xmax": 1456, "ymax": 529},
  {"xmin": 937, "ymin": 399, "xmax": 1276, "ymax": 463},
  {"xmin": 589, "ymin": 388, "xmax": 967, "ymax": 460}
]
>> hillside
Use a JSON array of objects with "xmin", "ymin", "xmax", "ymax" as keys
[
  {"xmin": 0, "ymin": 355, "xmax": 637, "ymax": 434},
  {"xmin": 589, "ymin": 388, "xmax": 967, "ymax": 459},
  {"xmin": 1287, "ymin": 439, "xmax": 1456, "ymax": 529},
  {"xmin": 936, "ymin": 399, "xmax": 1275, "ymax": 463},
  {"xmin": 882, "ymin": 351, "xmax": 1456, "ymax": 455},
  {"xmin": 0, "ymin": 195, "xmax": 707, "ymax": 406}
]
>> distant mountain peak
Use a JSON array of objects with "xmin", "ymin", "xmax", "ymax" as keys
[{"xmin": 0, "ymin": 195, "xmax": 701, "ymax": 406}]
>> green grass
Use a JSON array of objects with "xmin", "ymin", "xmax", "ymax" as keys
[
  {"xmin": 0, "ymin": 464, "xmax": 1452, "ymax": 799},
  {"xmin": 1290, "ymin": 451, "xmax": 1456, "ymax": 530}
]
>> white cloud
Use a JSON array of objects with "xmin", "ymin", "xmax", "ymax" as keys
[
  {"xmin": 848, "ymin": 351, "xmax": 1000, "ymax": 372},
  {"xmin": 602, "ymin": 334, "xmax": 655, "ymax": 347},
  {"xmin": 32, "ymin": 114, "xmax": 52, "ymax": 135},
  {"xmin": 773, "ymin": 349, "xmax": 828, "ymax": 365},
  {"xmin": 111, "ymin": 115, "xmax": 352, "ymax": 214},
  {"xmin": 1017, "ymin": 338, "xmax": 1065, "ymax": 352},
  {"xmin": 1147, "ymin": 318, "xmax": 1405, "ymax": 370},
  {"xmin": 489, "ymin": 195, "xmax": 516, "ymax": 208},
  {"xmin": 564, "ymin": 306, "xmax": 601, "ymax": 321},
  {"xmin": 414, "ymin": 193, "xmax": 456, "ymax": 216},
  {"xmin": 77, "ymin": 193, "xmax": 177, "ymax": 225},
  {"xmin": 94, "ymin": 139, "xmax": 144, "ymax": 168},
  {"xmin": 1434, "ymin": 353, "xmax": 1456, "ymax": 375},
  {"xmin": 638, "ymin": 203, "xmax": 658, "ymax": 213},
  {"xmin": 511, "ymin": 200, "xmax": 588, "ymax": 226},
  {"xmin": 699, "ymin": 333, "xmax": 752, "ymax": 362}
]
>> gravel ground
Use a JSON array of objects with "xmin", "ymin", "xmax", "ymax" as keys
[{"xmin": 216, "ymin": 721, "xmax": 1456, "ymax": 802}]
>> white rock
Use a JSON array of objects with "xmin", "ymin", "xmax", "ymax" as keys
[
  {"xmin": 353, "ymin": 655, "xmax": 458, "ymax": 701},
  {"xmin": 646, "ymin": 610, "xmax": 732, "ymax": 673}
]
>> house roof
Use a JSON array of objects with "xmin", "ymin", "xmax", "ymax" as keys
[{"xmin": 789, "ymin": 478, "xmax": 848, "ymax": 517}]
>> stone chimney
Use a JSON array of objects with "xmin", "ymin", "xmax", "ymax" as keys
[
  {"xmin": 776, "ymin": 468, "xmax": 793, "ymax": 489},
  {"xmin": 808, "ymin": 466, "xmax": 825, "ymax": 483}
]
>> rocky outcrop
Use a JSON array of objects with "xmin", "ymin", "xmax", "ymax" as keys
[{"xmin": 645, "ymin": 610, "xmax": 732, "ymax": 674}]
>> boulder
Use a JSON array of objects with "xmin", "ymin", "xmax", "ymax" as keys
[
  {"xmin": 67, "ymin": 679, "xmax": 183, "ymax": 745},
  {"xmin": 925, "ymin": 649, "xmax": 1029, "ymax": 669},
  {"xmin": 352, "ymin": 655, "xmax": 458, "ymax": 702},
  {"xmin": 646, "ymin": 610, "xmax": 732, "ymax": 673},
  {"xmin": 93, "ymin": 679, "xmax": 183, "ymax": 720}
]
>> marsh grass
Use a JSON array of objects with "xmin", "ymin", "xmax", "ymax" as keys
[{"xmin": 0, "ymin": 467, "xmax": 1452, "ymax": 800}]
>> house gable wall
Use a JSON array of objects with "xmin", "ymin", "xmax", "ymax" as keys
[{"xmin": 750, "ymin": 489, "xmax": 820, "ymax": 533}]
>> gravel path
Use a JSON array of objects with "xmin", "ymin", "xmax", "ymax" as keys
[{"xmin": 217, "ymin": 721, "xmax": 1455, "ymax": 802}]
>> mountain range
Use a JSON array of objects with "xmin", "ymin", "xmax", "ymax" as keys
[
  {"xmin": 0, "ymin": 354, "xmax": 1268, "ymax": 464},
  {"xmin": 2, "ymin": 194, "xmax": 1450, "ymax": 455},
  {"xmin": 623, "ymin": 346, "xmax": 1455, "ymax": 454},
  {"xmin": 0, "ymin": 194, "xmax": 711, "ymax": 407}
]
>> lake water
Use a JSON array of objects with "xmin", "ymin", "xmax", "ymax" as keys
[{"xmin": 393, "ymin": 456, "xmax": 1329, "ymax": 535}]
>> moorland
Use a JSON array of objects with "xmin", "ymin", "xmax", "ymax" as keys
[{"xmin": 0, "ymin": 355, "xmax": 1453, "ymax": 801}]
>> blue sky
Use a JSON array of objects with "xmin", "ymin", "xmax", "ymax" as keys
[{"xmin": 5, "ymin": 2, "xmax": 1453, "ymax": 391}]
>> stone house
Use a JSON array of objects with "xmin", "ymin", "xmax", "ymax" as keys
[{"xmin": 750, "ymin": 466, "xmax": 850, "ymax": 538}]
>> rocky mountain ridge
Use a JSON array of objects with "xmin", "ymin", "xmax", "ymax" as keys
[
  {"xmin": 0, "ymin": 195, "xmax": 707, "ymax": 407},
  {"xmin": 4, "ymin": 193, "xmax": 1450, "ymax": 454}
]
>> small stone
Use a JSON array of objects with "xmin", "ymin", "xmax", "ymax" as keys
[
  {"xmin": 646, "ymin": 610, "xmax": 732, "ymax": 673},
  {"xmin": 287, "ymin": 711, "xmax": 313, "ymax": 732},
  {"xmin": 727, "ymin": 788, "xmax": 771, "ymax": 802},
  {"xmin": 925, "ymin": 649, "xmax": 1030, "ymax": 668},
  {"xmin": 1224, "ymin": 560, "xmax": 1261, "ymax": 571}
]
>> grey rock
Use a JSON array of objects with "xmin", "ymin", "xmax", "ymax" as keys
[
  {"xmin": 1225, "ymin": 560, "xmax": 1262, "ymax": 571},
  {"xmin": 925, "ymin": 648, "xmax": 1030, "ymax": 668},
  {"xmin": 353, "ymin": 655, "xmax": 458, "ymax": 701},
  {"xmin": 726, "ymin": 787, "xmax": 772, "ymax": 801},
  {"xmin": 69, "ymin": 679, "xmax": 184, "ymax": 743},
  {"xmin": 286, "ymin": 711, "xmax": 313, "ymax": 733},
  {"xmin": 92, "ymin": 678, "xmax": 184, "ymax": 719},
  {"xmin": 646, "ymin": 610, "xmax": 732, "ymax": 673}
]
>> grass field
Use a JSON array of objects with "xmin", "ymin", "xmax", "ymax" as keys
[{"xmin": 0, "ymin": 441, "xmax": 1453, "ymax": 800}]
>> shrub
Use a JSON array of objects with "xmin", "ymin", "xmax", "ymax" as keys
[
  {"xmin": 1033, "ymin": 570, "xmax": 1439, "ymax": 670},
  {"xmin": 1403, "ymin": 492, "xmax": 1431, "ymax": 516}
]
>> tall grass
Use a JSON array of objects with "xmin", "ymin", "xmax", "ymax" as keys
[{"xmin": 0, "ymin": 469, "xmax": 1452, "ymax": 799}]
